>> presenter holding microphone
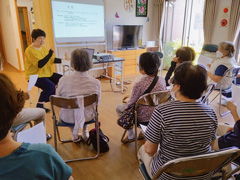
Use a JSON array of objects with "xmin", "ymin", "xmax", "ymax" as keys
[{"xmin": 24, "ymin": 29, "xmax": 62, "ymax": 112}]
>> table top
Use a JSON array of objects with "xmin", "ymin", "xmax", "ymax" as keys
[{"xmin": 62, "ymin": 57, "xmax": 125, "ymax": 66}]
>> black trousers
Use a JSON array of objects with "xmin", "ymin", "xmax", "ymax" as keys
[{"xmin": 35, "ymin": 73, "xmax": 62, "ymax": 102}]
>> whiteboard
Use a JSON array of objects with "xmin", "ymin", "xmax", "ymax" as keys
[{"xmin": 51, "ymin": 0, "xmax": 105, "ymax": 43}]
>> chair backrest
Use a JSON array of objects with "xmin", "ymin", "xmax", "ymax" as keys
[
  {"xmin": 152, "ymin": 147, "xmax": 240, "ymax": 180},
  {"xmin": 202, "ymin": 44, "xmax": 218, "ymax": 52},
  {"xmin": 135, "ymin": 90, "xmax": 170, "ymax": 109},
  {"xmin": 201, "ymin": 83, "xmax": 215, "ymax": 104},
  {"xmin": 50, "ymin": 94, "xmax": 98, "ymax": 116},
  {"xmin": 219, "ymin": 66, "xmax": 240, "ymax": 90}
]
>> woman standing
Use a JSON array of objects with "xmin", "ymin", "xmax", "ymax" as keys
[{"xmin": 24, "ymin": 29, "xmax": 62, "ymax": 112}]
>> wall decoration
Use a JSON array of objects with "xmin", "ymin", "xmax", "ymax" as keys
[
  {"xmin": 220, "ymin": 7, "xmax": 230, "ymax": 27},
  {"xmin": 115, "ymin": 12, "xmax": 120, "ymax": 18},
  {"xmin": 146, "ymin": 17, "xmax": 150, "ymax": 23},
  {"xmin": 124, "ymin": 0, "xmax": 134, "ymax": 13},
  {"xmin": 136, "ymin": 0, "xmax": 148, "ymax": 17}
]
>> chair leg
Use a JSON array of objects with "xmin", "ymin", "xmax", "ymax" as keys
[
  {"xmin": 121, "ymin": 129, "xmax": 128, "ymax": 143},
  {"xmin": 219, "ymin": 94, "xmax": 230, "ymax": 117}
]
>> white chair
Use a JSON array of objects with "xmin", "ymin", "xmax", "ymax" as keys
[{"xmin": 210, "ymin": 66, "xmax": 240, "ymax": 116}]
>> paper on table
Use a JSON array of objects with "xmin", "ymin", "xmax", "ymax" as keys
[
  {"xmin": 17, "ymin": 122, "xmax": 46, "ymax": 144},
  {"xmin": 28, "ymin": 74, "xmax": 38, "ymax": 91},
  {"xmin": 232, "ymin": 83, "xmax": 240, "ymax": 117},
  {"xmin": 198, "ymin": 55, "xmax": 212, "ymax": 70},
  {"xmin": 140, "ymin": 124, "xmax": 147, "ymax": 133}
]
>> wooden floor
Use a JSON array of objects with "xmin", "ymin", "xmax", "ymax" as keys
[{"xmin": 2, "ymin": 63, "xmax": 235, "ymax": 180}]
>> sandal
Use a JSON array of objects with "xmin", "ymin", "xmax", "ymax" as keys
[
  {"xmin": 72, "ymin": 134, "xmax": 82, "ymax": 143},
  {"xmin": 121, "ymin": 137, "xmax": 135, "ymax": 144}
]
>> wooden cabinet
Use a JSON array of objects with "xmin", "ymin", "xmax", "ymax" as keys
[
  {"xmin": 108, "ymin": 49, "xmax": 146, "ymax": 76},
  {"xmin": 146, "ymin": 46, "xmax": 159, "ymax": 52}
]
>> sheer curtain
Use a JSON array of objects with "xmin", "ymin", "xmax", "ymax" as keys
[
  {"xmin": 154, "ymin": 0, "xmax": 166, "ymax": 52},
  {"xmin": 203, "ymin": 0, "xmax": 219, "ymax": 44},
  {"xmin": 228, "ymin": 0, "xmax": 240, "ymax": 43}
]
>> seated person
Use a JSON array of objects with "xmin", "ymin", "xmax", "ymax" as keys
[
  {"xmin": 24, "ymin": 29, "xmax": 62, "ymax": 112},
  {"xmin": 57, "ymin": 49, "xmax": 101, "ymax": 142},
  {"xmin": 207, "ymin": 41, "xmax": 237, "ymax": 90},
  {"xmin": 138, "ymin": 62, "xmax": 218, "ymax": 179},
  {"xmin": 0, "ymin": 73, "xmax": 73, "ymax": 180},
  {"xmin": 165, "ymin": 46, "xmax": 196, "ymax": 86},
  {"xmin": 116, "ymin": 52, "xmax": 166, "ymax": 143},
  {"xmin": 212, "ymin": 101, "xmax": 240, "ymax": 151}
]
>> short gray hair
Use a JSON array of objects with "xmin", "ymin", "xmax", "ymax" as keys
[
  {"xmin": 219, "ymin": 41, "xmax": 235, "ymax": 58},
  {"xmin": 71, "ymin": 49, "xmax": 92, "ymax": 72}
]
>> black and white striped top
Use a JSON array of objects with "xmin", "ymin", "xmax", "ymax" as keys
[{"xmin": 145, "ymin": 101, "xmax": 218, "ymax": 180}]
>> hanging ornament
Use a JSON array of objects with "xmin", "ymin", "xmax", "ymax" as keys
[
  {"xmin": 124, "ymin": 0, "xmax": 134, "ymax": 13},
  {"xmin": 221, "ymin": 19, "xmax": 228, "ymax": 26}
]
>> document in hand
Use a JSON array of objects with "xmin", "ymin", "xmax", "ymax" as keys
[
  {"xmin": 28, "ymin": 74, "xmax": 38, "ymax": 91},
  {"xmin": 232, "ymin": 83, "xmax": 240, "ymax": 117},
  {"xmin": 17, "ymin": 122, "xmax": 46, "ymax": 144},
  {"xmin": 198, "ymin": 55, "xmax": 212, "ymax": 70}
]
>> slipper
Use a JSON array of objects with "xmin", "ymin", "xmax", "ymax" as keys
[
  {"xmin": 46, "ymin": 134, "xmax": 52, "ymax": 141},
  {"xmin": 81, "ymin": 130, "xmax": 89, "ymax": 142},
  {"xmin": 121, "ymin": 137, "xmax": 135, "ymax": 144},
  {"xmin": 72, "ymin": 136, "xmax": 82, "ymax": 143}
]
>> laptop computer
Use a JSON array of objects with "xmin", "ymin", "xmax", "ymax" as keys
[{"xmin": 83, "ymin": 48, "xmax": 94, "ymax": 59}]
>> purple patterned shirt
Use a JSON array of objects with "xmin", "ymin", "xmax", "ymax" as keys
[{"xmin": 126, "ymin": 76, "xmax": 166, "ymax": 123}]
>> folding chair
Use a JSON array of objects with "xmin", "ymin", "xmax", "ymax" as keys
[
  {"xmin": 50, "ymin": 94, "xmax": 100, "ymax": 163},
  {"xmin": 201, "ymin": 83, "xmax": 215, "ymax": 104},
  {"xmin": 139, "ymin": 147, "xmax": 240, "ymax": 180},
  {"xmin": 121, "ymin": 90, "xmax": 171, "ymax": 159},
  {"xmin": 210, "ymin": 66, "xmax": 240, "ymax": 117},
  {"xmin": 11, "ymin": 121, "xmax": 33, "ymax": 141}
]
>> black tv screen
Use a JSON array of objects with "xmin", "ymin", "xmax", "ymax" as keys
[{"xmin": 113, "ymin": 25, "xmax": 143, "ymax": 50}]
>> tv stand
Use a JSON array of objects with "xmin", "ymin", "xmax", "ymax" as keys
[{"xmin": 108, "ymin": 48, "xmax": 147, "ymax": 76}]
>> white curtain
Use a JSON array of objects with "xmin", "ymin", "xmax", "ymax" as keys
[
  {"xmin": 154, "ymin": 0, "xmax": 166, "ymax": 52},
  {"xmin": 203, "ymin": 0, "xmax": 219, "ymax": 44},
  {"xmin": 228, "ymin": 0, "xmax": 240, "ymax": 43}
]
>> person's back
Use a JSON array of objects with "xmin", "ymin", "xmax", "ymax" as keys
[
  {"xmin": 0, "ymin": 143, "xmax": 72, "ymax": 180},
  {"xmin": 0, "ymin": 73, "xmax": 73, "ymax": 180},
  {"xmin": 138, "ymin": 62, "xmax": 218, "ymax": 180}
]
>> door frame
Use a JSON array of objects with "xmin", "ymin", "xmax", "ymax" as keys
[{"xmin": 0, "ymin": 20, "xmax": 7, "ymax": 63}]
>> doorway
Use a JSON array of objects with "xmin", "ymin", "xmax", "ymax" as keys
[
  {"xmin": 17, "ymin": 7, "xmax": 31, "ymax": 52},
  {"xmin": 0, "ymin": 20, "xmax": 7, "ymax": 63}
]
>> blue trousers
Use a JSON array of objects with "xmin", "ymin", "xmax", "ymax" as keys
[{"xmin": 35, "ymin": 73, "xmax": 62, "ymax": 102}]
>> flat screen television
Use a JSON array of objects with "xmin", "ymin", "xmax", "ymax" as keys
[{"xmin": 113, "ymin": 25, "xmax": 143, "ymax": 50}]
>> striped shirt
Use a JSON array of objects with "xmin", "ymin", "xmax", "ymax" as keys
[{"xmin": 145, "ymin": 101, "xmax": 218, "ymax": 179}]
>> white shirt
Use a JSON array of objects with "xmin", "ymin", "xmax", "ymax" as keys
[{"xmin": 56, "ymin": 71, "xmax": 101, "ymax": 124}]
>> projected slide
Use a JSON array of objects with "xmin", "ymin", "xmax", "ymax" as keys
[{"xmin": 51, "ymin": 1, "xmax": 104, "ymax": 42}]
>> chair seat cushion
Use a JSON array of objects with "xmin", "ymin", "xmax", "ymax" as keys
[{"xmin": 12, "ymin": 123, "xmax": 28, "ymax": 132}]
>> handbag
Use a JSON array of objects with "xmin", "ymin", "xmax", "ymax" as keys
[
  {"xmin": 117, "ymin": 76, "xmax": 159, "ymax": 130},
  {"xmin": 87, "ymin": 127, "xmax": 109, "ymax": 153}
]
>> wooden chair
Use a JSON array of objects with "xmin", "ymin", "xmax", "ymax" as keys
[
  {"xmin": 50, "ymin": 94, "xmax": 100, "ymax": 163},
  {"xmin": 139, "ymin": 147, "xmax": 240, "ymax": 180},
  {"xmin": 121, "ymin": 90, "xmax": 171, "ymax": 159},
  {"xmin": 210, "ymin": 66, "xmax": 240, "ymax": 116}
]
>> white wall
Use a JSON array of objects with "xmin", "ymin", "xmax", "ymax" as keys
[
  {"xmin": 105, "ymin": 0, "xmax": 154, "ymax": 50},
  {"xmin": 211, "ymin": 0, "xmax": 232, "ymax": 45},
  {"xmin": 0, "ymin": 0, "xmax": 24, "ymax": 70}
]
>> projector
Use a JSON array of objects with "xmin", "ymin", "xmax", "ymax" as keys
[{"xmin": 93, "ymin": 53, "xmax": 115, "ymax": 62}]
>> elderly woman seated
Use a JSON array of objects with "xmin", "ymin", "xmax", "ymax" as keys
[
  {"xmin": 116, "ymin": 52, "xmax": 166, "ymax": 143},
  {"xmin": 57, "ymin": 49, "xmax": 101, "ymax": 142},
  {"xmin": 138, "ymin": 62, "xmax": 218, "ymax": 179},
  {"xmin": 0, "ymin": 73, "xmax": 73, "ymax": 180},
  {"xmin": 207, "ymin": 41, "xmax": 237, "ymax": 90}
]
